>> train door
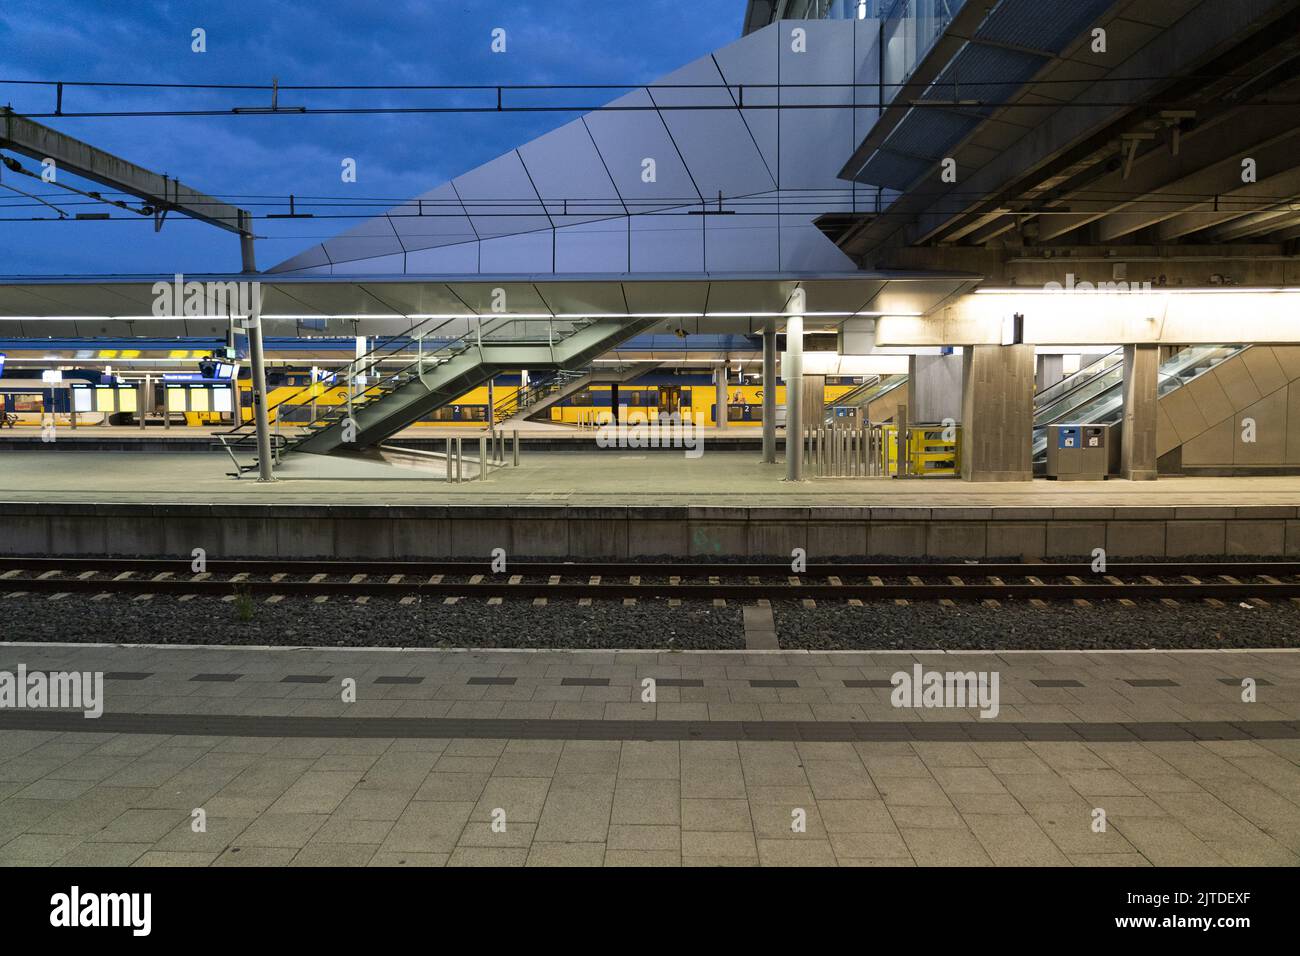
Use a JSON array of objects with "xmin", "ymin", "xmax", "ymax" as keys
[{"xmin": 657, "ymin": 386, "xmax": 682, "ymax": 416}]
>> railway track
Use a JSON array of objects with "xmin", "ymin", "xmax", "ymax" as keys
[{"xmin": 3, "ymin": 557, "xmax": 1300, "ymax": 605}]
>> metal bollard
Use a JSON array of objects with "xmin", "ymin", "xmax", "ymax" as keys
[
  {"xmin": 446, "ymin": 437, "xmax": 454, "ymax": 482},
  {"xmin": 512, "ymin": 429, "xmax": 520, "ymax": 466},
  {"xmin": 479, "ymin": 436, "xmax": 488, "ymax": 480},
  {"xmin": 455, "ymin": 437, "xmax": 463, "ymax": 482}
]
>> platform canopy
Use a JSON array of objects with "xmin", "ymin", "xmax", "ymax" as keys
[{"xmin": 0, "ymin": 271, "xmax": 979, "ymax": 338}]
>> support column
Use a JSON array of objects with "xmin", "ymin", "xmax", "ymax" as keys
[
  {"xmin": 715, "ymin": 365, "xmax": 728, "ymax": 429},
  {"xmin": 784, "ymin": 314, "xmax": 803, "ymax": 481},
  {"xmin": 1120, "ymin": 343, "xmax": 1158, "ymax": 481},
  {"xmin": 960, "ymin": 344, "xmax": 1035, "ymax": 482},
  {"xmin": 240, "ymin": 224, "xmax": 274, "ymax": 482},
  {"xmin": 761, "ymin": 321, "xmax": 776, "ymax": 463},
  {"xmin": 246, "ymin": 303, "xmax": 274, "ymax": 482},
  {"xmin": 1036, "ymin": 353, "xmax": 1065, "ymax": 391}
]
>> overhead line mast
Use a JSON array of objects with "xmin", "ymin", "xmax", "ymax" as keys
[{"xmin": 0, "ymin": 108, "xmax": 276, "ymax": 481}]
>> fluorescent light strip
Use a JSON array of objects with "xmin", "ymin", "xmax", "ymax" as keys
[
  {"xmin": 4, "ymin": 310, "xmax": 925, "ymax": 321},
  {"xmin": 974, "ymin": 287, "xmax": 1300, "ymax": 295}
]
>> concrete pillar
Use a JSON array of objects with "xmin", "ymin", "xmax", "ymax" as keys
[
  {"xmin": 784, "ymin": 314, "xmax": 803, "ymax": 481},
  {"xmin": 761, "ymin": 321, "xmax": 776, "ymax": 463},
  {"xmin": 801, "ymin": 375, "xmax": 825, "ymax": 428},
  {"xmin": 1036, "ymin": 353, "xmax": 1065, "ymax": 392},
  {"xmin": 715, "ymin": 365, "xmax": 728, "ymax": 429},
  {"xmin": 908, "ymin": 352, "xmax": 962, "ymax": 423},
  {"xmin": 1120, "ymin": 343, "xmax": 1159, "ymax": 481},
  {"xmin": 960, "ymin": 344, "xmax": 1035, "ymax": 482}
]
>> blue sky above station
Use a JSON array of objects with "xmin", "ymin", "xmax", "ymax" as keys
[{"xmin": 0, "ymin": 0, "xmax": 744, "ymax": 275}]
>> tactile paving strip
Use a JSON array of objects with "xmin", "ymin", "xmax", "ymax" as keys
[{"xmin": 1, "ymin": 711, "xmax": 1295, "ymax": 743}]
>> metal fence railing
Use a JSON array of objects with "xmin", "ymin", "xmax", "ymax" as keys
[{"xmin": 802, "ymin": 422, "xmax": 960, "ymax": 477}]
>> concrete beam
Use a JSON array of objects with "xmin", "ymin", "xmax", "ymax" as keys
[
  {"xmin": 903, "ymin": 0, "xmax": 1298, "ymax": 248},
  {"xmin": 1038, "ymin": 115, "xmax": 1300, "ymax": 242},
  {"xmin": 877, "ymin": 289, "xmax": 1300, "ymax": 346},
  {"xmin": 1207, "ymin": 206, "xmax": 1300, "ymax": 242},
  {"xmin": 1158, "ymin": 165, "xmax": 1300, "ymax": 240}
]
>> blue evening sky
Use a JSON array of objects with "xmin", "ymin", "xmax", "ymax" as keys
[{"xmin": 0, "ymin": 0, "xmax": 744, "ymax": 275}]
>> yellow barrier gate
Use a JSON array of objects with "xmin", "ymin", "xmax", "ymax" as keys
[{"xmin": 803, "ymin": 422, "xmax": 959, "ymax": 478}]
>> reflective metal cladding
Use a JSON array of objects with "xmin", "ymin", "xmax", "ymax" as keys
[{"xmin": 271, "ymin": 19, "xmax": 885, "ymax": 277}]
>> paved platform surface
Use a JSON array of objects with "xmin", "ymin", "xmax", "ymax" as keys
[
  {"xmin": 3, "ymin": 449, "xmax": 1300, "ymax": 507},
  {"xmin": 1, "ymin": 643, "xmax": 1296, "ymax": 866}
]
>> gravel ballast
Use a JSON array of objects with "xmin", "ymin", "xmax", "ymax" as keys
[
  {"xmin": 774, "ymin": 599, "xmax": 1300, "ymax": 650},
  {"xmin": 3, "ymin": 595, "xmax": 744, "ymax": 650}
]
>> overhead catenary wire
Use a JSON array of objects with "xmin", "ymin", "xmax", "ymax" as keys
[
  {"xmin": 0, "ymin": 73, "xmax": 1272, "ymax": 91},
  {"xmin": 6, "ymin": 100, "xmax": 1298, "ymax": 118},
  {"xmin": 1, "ymin": 73, "xmax": 1295, "ymax": 119}
]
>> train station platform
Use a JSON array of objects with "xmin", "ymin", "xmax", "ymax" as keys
[
  {"xmin": 0, "ymin": 423, "xmax": 770, "ymax": 453},
  {"xmin": 0, "ymin": 642, "xmax": 1295, "ymax": 867},
  {"xmin": 2, "ymin": 449, "xmax": 1300, "ymax": 559}
]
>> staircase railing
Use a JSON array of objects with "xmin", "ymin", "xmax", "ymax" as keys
[
  {"xmin": 275, "ymin": 314, "xmax": 603, "ymax": 455},
  {"xmin": 491, "ymin": 368, "xmax": 589, "ymax": 424},
  {"xmin": 217, "ymin": 313, "xmax": 468, "ymax": 450}
]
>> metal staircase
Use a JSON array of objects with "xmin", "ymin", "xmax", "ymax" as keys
[
  {"xmin": 491, "ymin": 361, "xmax": 662, "ymax": 426},
  {"xmin": 218, "ymin": 315, "xmax": 658, "ymax": 469},
  {"xmin": 490, "ymin": 369, "xmax": 590, "ymax": 426}
]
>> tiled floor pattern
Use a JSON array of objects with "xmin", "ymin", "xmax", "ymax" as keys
[
  {"xmin": 0, "ymin": 644, "xmax": 1297, "ymax": 866},
  {"xmin": 1, "ymin": 731, "xmax": 1297, "ymax": 867},
  {"xmin": 1, "ymin": 645, "xmax": 1295, "ymax": 725}
]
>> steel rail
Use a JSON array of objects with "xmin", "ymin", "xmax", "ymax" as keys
[
  {"xmin": 4, "ymin": 578, "xmax": 1300, "ymax": 601},
  {"xmin": 2, "ymin": 557, "xmax": 1300, "ymax": 579}
]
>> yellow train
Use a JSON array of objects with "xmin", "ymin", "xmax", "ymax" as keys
[{"xmin": 244, "ymin": 371, "xmax": 862, "ymax": 428}]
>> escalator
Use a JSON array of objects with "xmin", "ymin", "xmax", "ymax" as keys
[
  {"xmin": 1034, "ymin": 348, "xmax": 1124, "ymax": 409},
  {"xmin": 826, "ymin": 352, "xmax": 1122, "ymax": 428},
  {"xmin": 820, "ymin": 344, "xmax": 1251, "ymax": 474},
  {"xmin": 825, "ymin": 373, "xmax": 908, "ymax": 424},
  {"xmin": 1030, "ymin": 345, "xmax": 1250, "ymax": 470}
]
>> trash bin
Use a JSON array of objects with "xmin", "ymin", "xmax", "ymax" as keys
[{"xmin": 1045, "ymin": 424, "xmax": 1110, "ymax": 480}]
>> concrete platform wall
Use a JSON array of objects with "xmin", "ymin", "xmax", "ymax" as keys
[
  {"xmin": 2, "ymin": 503, "xmax": 1297, "ymax": 559},
  {"xmin": 1160, "ymin": 345, "xmax": 1300, "ymax": 472}
]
